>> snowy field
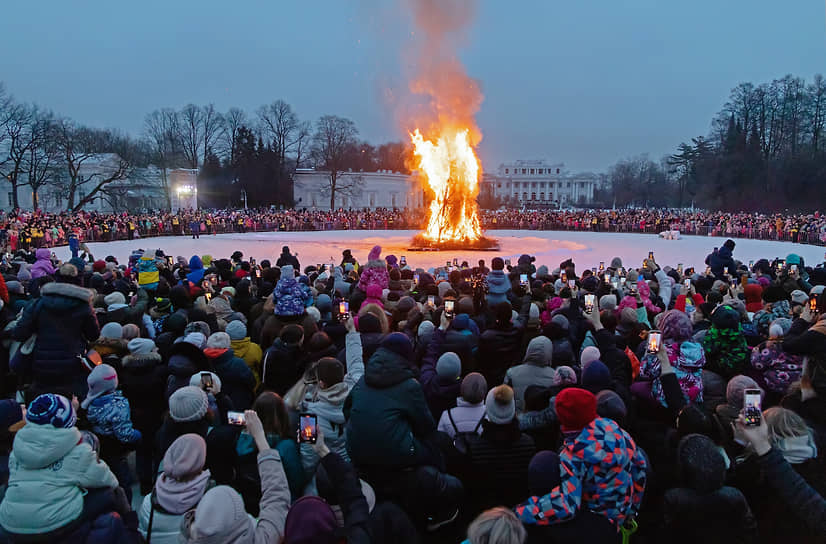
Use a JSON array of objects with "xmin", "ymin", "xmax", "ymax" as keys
[{"xmin": 54, "ymin": 229, "xmax": 826, "ymax": 272}]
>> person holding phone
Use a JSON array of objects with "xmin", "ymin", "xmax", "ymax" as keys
[
  {"xmin": 180, "ymin": 409, "xmax": 291, "ymax": 544},
  {"xmin": 486, "ymin": 257, "xmax": 512, "ymax": 307}
]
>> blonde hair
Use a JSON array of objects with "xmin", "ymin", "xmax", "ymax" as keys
[
  {"xmin": 764, "ymin": 406, "xmax": 811, "ymax": 444},
  {"xmin": 467, "ymin": 507, "xmax": 526, "ymax": 544},
  {"xmin": 359, "ymin": 302, "xmax": 389, "ymax": 333}
]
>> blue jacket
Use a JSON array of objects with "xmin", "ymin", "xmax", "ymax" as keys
[
  {"xmin": 186, "ymin": 255, "xmax": 204, "ymax": 284},
  {"xmin": 86, "ymin": 391, "xmax": 142, "ymax": 445},
  {"xmin": 207, "ymin": 348, "xmax": 255, "ymax": 410},
  {"xmin": 706, "ymin": 246, "xmax": 735, "ymax": 279},
  {"xmin": 486, "ymin": 270, "xmax": 511, "ymax": 306}
]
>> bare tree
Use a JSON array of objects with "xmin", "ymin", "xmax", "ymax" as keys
[
  {"xmin": 54, "ymin": 120, "xmax": 136, "ymax": 211},
  {"xmin": 0, "ymin": 103, "xmax": 35, "ymax": 209},
  {"xmin": 23, "ymin": 108, "xmax": 60, "ymax": 210},
  {"xmin": 201, "ymin": 103, "xmax": 224, "ymax": 165},
  {"xmin": 178, "ymin": 104, "xmax": 202, "ymax": 169},
  {"xmin": 310, "ymin": 115, "xmax": 361, "ymax": 209},
  {"xmin": 808, "ymin": 74, "xmax": 826, "ymax": 156},
  {"xmin": 144, "ymin": 108, "xmax": 182, "ymax": 208},
  {"xmin": 293, "ymin": 120, "xmax": 311, "ymax": 169}
]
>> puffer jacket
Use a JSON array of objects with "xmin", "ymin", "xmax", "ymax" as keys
[
  {"xmin": 0, "ymin": 423, "xmax": 118, "ymax": 534},
  {"xmin": 274, "ymin": 276, "xmax": 307, "ymax": 317},
  {"xmin": 138, "ymin": 253, "xmax": 159, "ymax": 290},
  {"xmin": 515, "ymin": 417, "xmax": 647, "ymax": 529},
  {"xmin": 357, "ymin": 260, "xmax": 389, "ymax": 293},
  {"xmin": 262, "ymin": 339, "xmax": 307, "ymax": 396},
  {"xmin": 29, "ymin": 248, "xmax": 55, "ymax": 280},
  {"xmin": 419, "ymin": 329, "xmax": 462, "ymax": 420},
  {"xmin": 12, "ymin": 282, "xmax": 100, "ymax": 396},
  {"xmin": 231, "ymin": 337, "xmax": 263, "ymax": 387},
  {"xmin": 486, "ymin": 269, "xmax": 511, "ymax": 306},
  {"xmin": 706, "ymin": 246, "xmax": 735, "ymax": 280},
  {"xmin": 120, "ymin": 350, "xmax": 168, "ymax": 434},
  {"xmin": 299, "ymin": 331, "xmax": 365, "ymax": 476},
  {"xmin": 346, "ymin": 346, "xmax": 436, "ymax": 469},
  {"xmin": 86, "ymin": 391, "xmax": 142, "ymax": 444},
  {"xmin": 206, "ymin": 348, "xmax": 255, "ymax": 411},
  {"xmin": 640, "ymin": 340, "xmax": 706, "ymax": 407},
  {"xmin": 505, "ymin": 336, "xmax": 556, "ymax": 412},
  {"xmin": 186, "ymin": 255, "xmax": 204, "ymax": 284},
  {"xmin": 750, "ymin": 340, "xmax": 804, "ymax": 394}
]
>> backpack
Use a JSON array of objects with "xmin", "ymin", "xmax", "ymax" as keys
[{"xmin": 447, "ymin": 409, "xmax": 484, "ymax": 457}]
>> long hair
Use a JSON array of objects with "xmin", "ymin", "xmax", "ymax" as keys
[
  {"xmin": 764, "ymin": 406, "xmax": 811, "ymax": 443},
  {"xmin": 359, "ymin": 302, "xmax": 389, "ymax": 333},
  {"xmin": 253, "ymin": 391, "xmax": 290, "ymax": 437},
  {"xmin": 467, "ymin": 507, "xmax": 526, "ymax": 544}
]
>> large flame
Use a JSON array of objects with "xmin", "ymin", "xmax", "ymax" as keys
[{"xmin": 411, "ymin": 127, "xmax": 482, "ymax": 242}]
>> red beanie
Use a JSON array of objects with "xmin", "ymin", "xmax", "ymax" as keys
[
  {"xmin": 555, "ymin": 387, "xmax": 597, "ymax": 433},
  {"xmin": 93, "ymin": 260, "xmax": 107, "ymax": 274}
]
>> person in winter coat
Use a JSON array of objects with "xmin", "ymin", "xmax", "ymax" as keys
[
  {"xmin": 462, "ymin": 385, "xmax": 537, "ymax": 512},
  {"xmin": 333, "ymin": 266, "xmax": 352, "ymax": 297},
  {"xmin": 119, "ymin": 337, "xmax": 168, "ymax": 494},
  {"xmin": 706, "ymin": 239, "xmax": 736, "ymax": 280},
  {"xmin": 227, "ymin": 320, "xmax": 263, "ymax": 388},
  {"xmin": 297, "ymin": 317, "xmax": 365, "ymax": 476},
  {"xmin": 156, "ymin": 386, "xmax": 212, "ymax": 464},
  {"xmin": 29, "ymin": 248, "xmax": 55, "ymax": 280},
  {"xmin": 275, "ymin": 245, "xmax": 300, "ymax": 269},
  {"xmin": 703, "ymin": 305, "xmax": 750, "ymax": 379},
  {"xmin": 12, "ymin": 279, "xmax": 100, "ymax": 400},
  {"xmin": 262, "ymin": 324, "xmax": 307, "ymax": 396},
  {"xmin": 186, "ymin": 255, "xmax": 205, "ymax": 285},
  {"xmin": 0, "ymin": 394, "xmax": 120, "ymax": 538},
  {"xmin": 357, "ymin": 245, "xmax": 389, "ymax": 293},
  {"xmin": 478, "ymin": 295, "xmax": 531, "ymax": 386},
  {"xmin": 660, "ymin": 434, "xmax": 757, "ymax": 543},
  {"xmin": 514, "ymin": 388, "xmax": 647, "ymax": 531},
  {"xmin": 639, "ymin": 310, "xmax": 706, "ymax": 407},
  {"xmin": 179, "ymin": 410, "xmax": 290, "ymax": 544},
  {"xmin": 165, "ymin": 340, "xmax": 211, "ymax": 400},
  {"xmin": 138, "ymin": 250, "xmax": 160, "ymax": 291},
  {"xmin": 138, "ymin": 434, "xmax": 211, "ymax": 544},
  {"xmin": 437, "ymin": 372, "xmax": 488, "ymax": 438},
  {"xmin": 486, "ymin": 257, "xmax": 511, "ymax": 307},
  {"xmin": 346, "ymin": 332, "xmax": 438, "ymax": 469},
  {"xmin": 204, "ymin": 332, "xmax": 256, "ymax": 410},
  {"xmin": 505, "ymin": 335, "xmax": 556, "ymax": 411},
  {"xmin": 750, "ymin": 318, "xmax": 803, "ymax": 399},
  {"xmin": 273, "ymin": 265, "xmax": 309, "ymax": 318}
]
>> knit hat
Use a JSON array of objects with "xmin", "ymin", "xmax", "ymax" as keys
[
  {"xmin": 283, "ymin": 495, "xmax": 338, "ymax": 544},
  {"xmin": 189, "ymin": 372, "xmax": 222, "ymax": 394},
  {"xmin": 659, "ymin": 309, "xmax": 693, "ymax": 342},
  {"xmin": 225, "ymin": 320, "xmax": 247, "ymax": 341},
  {"xmin": 27, "ymin": 394, "xmax": 76, "ymax": 429},
  {"xmin": 599, "ymin": 294, "xmax": 617, "ymax": 311},
  {"xmin": 155, "ymin": 298, "xmax": 172, "ymax": 314},
  {"xmin": 485, "ymin": 385, "xmax": 516, "ymax": 424},
  {"xmin": 555, "ymin": 387, "xmax": 597, "ymax": 433},
  {"xmin": 5, "ymin": 280, "xmax": 23, "ymax": 295},
  {"xmin": 580, "ymin": 346, "xmax": 601, "ymax": 369},
  {"xmin": 790, "ymin": 289, "xmax": 808, "ymax": 306},
  {"xmin": 280, "ymin": 265, "xmax": 294, "ymax": 279},
  {"xmin": 127, "ymin": 337, "xmax": 156, "ymax": 355},
  {"xmin": 460, "ymin": 372, "xmax": 487, "ymax": 404},
  {"xmin": 182, "ymin": 485, "xmax": 253, "ymax": 542},
  {"xmin": 626, "ymin": 269, "xmax": 639, "ymax": 283},
  {"xmin": 81, "ymin": 364, "xmax": 118, "ymax": 409},
  {"xmin": 610, "ymin": 257, "xmax": 623, "ymax": 269},
  {"xmin": 596, "ymin": 390, "xmax": 627, "ymax": 427},
  {"xmin": 552, "ymin": 366, "xmax": 577, "ymax": 386},
  {"xmin": 367, "ymin": 245, "xmax": 381, "ymax": 262},
  {"xmin": 155, "ymin": 433, "xmax": 210, "ymax": 514},
  {"xmin": 711, "ymin": 305, "xmax": 740, "ymax": 330},
  {"xmin": 528, "ymin": 450, "xmax": 561, "ymax": 497},
  {"xmin": 677, "ymin": 434, "xmax": 726, "ymax": 493},
  {"xmin": 620, "ymin": 307, "xmax": 638, "ymax": 327},
  {"xmin": 581, "ymin": 360, "xmax": 612, "ymax": 393},
  {"xmin": 92, "ymin": 260, "xmax": 106, "ymax": 274},
  {"xmin": 551, "ymin": 313, "xmax": 569, "ymax": 331},
  {"xmin": 436, "ymin": 352, "xmax": 462, "ymax": 381},
  {"xmin": 379, "ymin": 332, "xmax": 413, "ymax": 360},
  {"xmin": 206, "ymin": 332, "xmax": 231, "ymax": 350},
  {"xmin": 417, "ymin": 320, "xmax": 435, "ymax": 340},
  {"xmin": 169, "ymin": 386, "xmax": 209, "ymax": 422},
  {"xmin": 726, "ymin": 375, "xmax": 761, "ymax": 408},
  {"xmin": 181, "ymin": 332, "xmax": 207, "ymax": 349},
  {"xmin": 104, "ymin": 291, "xmax": 126, "ymax": 307},
  {"xmin": 811, "ymin": 285, "xmax": 826, "ymax": 296},
  {"xmin": 100, "ymin": 322, "xmax": 123, "ymax": 340},
  {"xmin": 185, "ymin": 321, "xmax": 211, "ymax": 338}
]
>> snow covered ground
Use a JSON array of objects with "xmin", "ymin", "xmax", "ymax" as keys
[{"xmin": 55, "ymin": 229, "xmax": 826, "ymax": 272}]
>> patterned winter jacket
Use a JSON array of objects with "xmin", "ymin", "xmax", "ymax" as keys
[
  {"xmin": 640, "ymin": 340, "xmax": 705, "ymax": 407},
  {"xmin": 514, "ymin": 417, "xmax": 647, "ymax": 529},
  {"xmin": 750, "ymin": 340, "xmax": 804, "ymax": 394},
  {"xmin": 138, "ymin": 254, "xmax": 159, "ymax": 290},
  {"xmin": 86, "ymin": 390, "xmax": 142, "ymax": 445},
  {"xmin": 357, "ymin": 259, "xmax": 389, "ymax": 292},
  {"xmin": 274, "ymin": 276, "xmax": 308, "ymax": 317}
]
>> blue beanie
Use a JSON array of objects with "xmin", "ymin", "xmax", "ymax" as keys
[
  {"xmin": 27, "ymin": 394, "xmax": 76, "ymax": 428},
  {"xmin": 380, "ymin": 332, "xmax": 413, "ymax": 360},
  {"xmin": 316, "ymin": 294, "xmax": 332, "ymax": 314},
  {"xmin": 581, "ymin": 360, "xmax": 612, "ymax": 394}
]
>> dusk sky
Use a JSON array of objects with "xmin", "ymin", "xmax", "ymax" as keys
[{"xmin": 1, "ymin": 0, "xmax": 823, "ymax": 172}]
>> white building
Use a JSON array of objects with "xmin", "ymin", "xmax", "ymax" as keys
[
  {"xmin": 293, "ymin": 169, "xmax": 424, "ymax": 210},
  {"xmin": 485, "ymin": 159, "xmax": 599, "ymax": 207}
]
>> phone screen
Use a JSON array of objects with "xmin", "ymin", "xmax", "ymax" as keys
[
  {"xmin": 648, "ymin": 251, "xmax": 654, "ymax": 260},
  {"xmin": 599, "ymin": 261, "xmax": 604, "ymax": 271},
  {"xmin": 520, "ymin": 273, "xmax": 528, "ymax": 286},
  {"xmin": 684, "ymin": 278, "xmax": 691, "ymax": 288},
  {"xmin": 444, "ymin": 300, "xmax": 455, "ymax": 317},
  {"xmin": 427, "ymin": 295, "xmax": 435, "ymax": 307},
  {"xmin": 604, "ymin": 273, "xmax": 610, "ymax": 284},
  {"xmin": 205, "ymin": 292, "xmax": 212, "ymax": 302},
  {"xmin": 200, "ymin": 372, "xmax": 213, "ymax": 390},
  {"xmin": 401, "ymin": 256, "xmax": 406, "ymax": 265},
  {"xmin": 743, "ymin": 389, "xmax": 762, "ymax": 426},
  {"xmin": 567, "ymin": 279, "xmax": 576, "ymax": 289},
  {"xmin": 413, "ymin": 274, "xmax": 419, "ymax": 284},
  {"xmin": 810, "ymin": 298, "xmax": 818, "ymax": 312},
  {"xmin": 299, "ymin": 413, "xmax": 318, "ymax": 443},
  {"xmin": 255, "ymin": 269, "xmax": 262, "ymax": 278},
  {"xmin": 227, "ymin": 411, "xmax": 246, "ymax": 425},
  {"xmin": 167, "ymin": 256, "xmax": 174, "ymax": 266},
  {"xmin": 339, "ymin": 301, "xmax": 349, "ymax": 314},
  {"xmin": 584, "ymin": 293, "xmax": 595, "ymax": 313},
  {"xmin": 647, "ymin": 331, "xmax": 662, "ymax": 353}
]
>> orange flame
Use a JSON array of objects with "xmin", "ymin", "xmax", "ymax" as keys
[{"xmin": 410, "ymin": 127, "xmax": 482, "ymax": 242}]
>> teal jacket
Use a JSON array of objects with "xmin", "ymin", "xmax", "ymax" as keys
[{"xmin": 236, "ymin": 431, "xmax": 303, "ymax": 500}]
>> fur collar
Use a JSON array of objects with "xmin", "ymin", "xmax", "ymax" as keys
[
  {"xmin": 41, "ymin": 282, "xmax": 93, "ymax": 302},
  {"xmin": 122, "ymin": 351, "xmax": 163, "ymax": 368}
]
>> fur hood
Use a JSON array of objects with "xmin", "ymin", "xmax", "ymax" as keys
[
  {"xmin": 41, "ymin": 282, "xmax": 93, "ymax": 302},
  {"xmin": 122, "ymin": 351, "xmax": 163, "ymax": 369}
]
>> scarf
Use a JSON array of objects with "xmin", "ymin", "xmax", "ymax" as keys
[{"xmin": 777, "ymin": 434, "xmax": 818, "ymax": 464}]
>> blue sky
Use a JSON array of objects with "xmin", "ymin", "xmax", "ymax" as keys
[{"xmin": 1, "ymin": 0, "xmax": 823, "ymax": 172}]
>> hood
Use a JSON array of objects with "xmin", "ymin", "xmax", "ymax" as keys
[
  {"xmin": 305, "ymin": 386, "xmax": 349, "ymax": 424},
  {"xmin": 122, "ymin": 351, "xmax": 163, "ymax": 370},
  {"xmin": 486, "ymin": 270, "xmax": 510, "ymax": 293},
  {"xmin": 189, "ymin": 255, "xmax": 204, "ymax": 271},
  {"xmin": 40, "ymin": 282, "xmax": 92, "ymax": 311},
  {"xmin": 675, "ymin": 341, "xmax": 705, "ymax": 369},
  {"xmin": 169, "ymin": 353, "xmax": 197, "ymax": 377},
  {"xmin": 12, "ymin": 423, "xmax": 82, "ymax": 469},
  {"xmin": 523, "ymin": 336, "xmax": 552, "ymax": 366},
  {"xmin": 35, "ymin": 248, "xmax": 51, "ymax": 261},
  {"xmin": 365, "ymin": 347, "xmax": 416, "ymax": 388},
  {"xmin": 573, "ymin": 417, "xmax": 635, "ymax": 468},
  {"xmin": 230, "ymin": 337, "xmax": 251, "ymax": 356}
]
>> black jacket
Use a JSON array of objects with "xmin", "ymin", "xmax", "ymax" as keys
[
  {"xmin": 661, "ymin": 486, "xmax": 757, "ymax": 544},
  {"xmin": 262, "ymin": 339, "xmax": 307, "ymax": 396}
]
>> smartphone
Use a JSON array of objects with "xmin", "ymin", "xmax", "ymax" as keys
[
  {"xmin": 567, "ymin": 279, "xmax": 576, "ymax": 289},
  {"xmin": 723, "ymin": 267, "xmax": 729, "ymax": 275},
  {"xmin": 791, "ymin": 264, "xmax": 798, "ymax": 274},
  {"xmin": 705, "ymin": 266, "xmax": 712, "ymax": 276},
  {"xmin": 227, "ymin": 411, "xmax": 246, "ymax": 426},
  {"xmin": 647, "ymin": 330, "xmax": 662, "ymax": 354},
  {"xmin": 777, "ymin": 259, "xmax": 786, "ymax": 271},
  {"xmin": 519, "ymin": 273, "xmax": 529, "ymax": 288},
  {"xmin": 505, "ymin": 258, "xmax": 511, "ymax": 267},
  {"xmin": 200, "ymin": 372, "xmax": 213, "ymax": 390},
  {"xmin": 743, "ymin": 388, "xmax": 762, "ymax": 427},
  {"xmin": 316, "ymin": 263, "xmax": 322, "ymax": 271},
  {"xmin": 427, "ymin": 295, "xmax": 436, "ymax": 308},
  {"xmin": 604, "ymin": 273, "xmax": 610, "ymax": 284},
  {"xmin": 584, "ymin": 293, "xmax": 595, "ymax": 314},
  {"xmin": 676, "ymin": 263, "xmax": 683, "ymax": 274},
  {"xmin": 210, "ymin": 276, "xmax": 217, "ymax": 286},
  {"xmin": 591, "ymin": 267, "xmax": 597, "ymax": 274},
  {"xmin": 299, "ymin": 413, "xmax": 318, "ymax": 443},
  {"xmin": 648, "ymin": 251, "xmax": 654, "ymax": 260},
  {"xmin": 599, "ymin": 261, "xmax": 605, "ymax": 271},
  {"xmin": 561, "ymin": 271, "xmax": 567, "ymax": 283},
  {"xmin": 810, "ymin": 297, "xmax": 818, "ymax": 312},
  {"xmin": 749, "ymin": 260, "xmax": 754, "ymax": 268},
  {"xmin": 684, "ymin": 278, "xmax": 691, "ymax": 289},
  {"xmin": 444, "ymin": 300, "xmax": 455, "ymax": 319},
  {"xmin": 250, "ymin": 257, "xmax": 255, "ymax": 267},
  {"xmin": 255, "ymin": 268, "xmax": 262, "ymax": 278},
  {"xmin": 453, "ymin": 258, "xmax": 458, "ymax": 266},
  {"xmin": 338, "ymin": 301, "xmax": 350, "ymax": 321},
  {"xmin": 167, "ymin": 256, "xmax": 174, "ymax": 267},
  {"xmin": 620, "ymin": 276, "xmax": 627, "ymax": 285},
  {"xmin": 413, "ymin": 273, "xmax": 419, "ymax": 284},
  {"xmin": 205, "ymin": 292, "xmax": 212, "ymax": 302},
  {"xmin": 400, "ymin": 256, "xmax": 406, "ymax": 266}
]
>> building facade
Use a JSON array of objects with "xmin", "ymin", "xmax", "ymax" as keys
[
  {"xmin": 293, "ymin": 169, "xmax": 424, "ymax": 210},
  {"xmin": 484, "ymin": 159, "xmax": 599, "ymax": 208}
]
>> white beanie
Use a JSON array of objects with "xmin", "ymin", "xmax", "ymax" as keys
[
  {"xmin": 206, "ymin": 332, "xmax": 231, "ymax": 350},
  {"xmin": 169, "ymin": 386, "xmax": 209, "ymax": 423}
]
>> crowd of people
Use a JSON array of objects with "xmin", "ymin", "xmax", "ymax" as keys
[
  {"xmin": 3, "ymin": 207, "xmax": 826, "ymax": 250},
  {"xmin": 0, "ymin": 233, "xmax": 824, "ymax": 543}
]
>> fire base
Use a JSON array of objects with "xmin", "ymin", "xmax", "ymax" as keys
[{"xmin": 408, "ymin": 234, "xmax": 500, "ymax": 251}]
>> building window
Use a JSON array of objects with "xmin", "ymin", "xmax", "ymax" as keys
[
  {"xmin": 538, "ymin": 169, "xmax": 544, "ymax": 174},
  {"xmin": 557, "ymin": 168, "xmax": 560, "ymax": 174},
  {"xmin": 532, "ymin": 182, "xmax": 538, "ymax": 188},
  {"xmin": 391, "ymin": 193, "xmax": 397, "ymax": 207},
  {"xmin": 540, "ymin": 192, "xmax": 545, "ymax": 201},
  {"xmin": 567, "ymin": 182, "xmax": 571, "ymax": 188},
  {"xmin": 506, "ymin": 182, "xmax": 510, "ymax": 188},
  {"xmin": 513, "ymin": 182, "xmax": 520, "ymax": 188},
  {"xmin": 504, "ymin": 168, "xmax": 509, "ymax": 174},
  {"xmin": 522, "ymin": 192, "xmax": 528, "ymax": 201},
  {"xmin": 521, "ymin": 168, "xmax": 527, "ymax": 174},
  {"xmin": 530, "ymin": 169, "xmax": 535, "ymax": 175},
  {"xmin": 369, "ymin": 193, "xmax": 376, "ymax": 207},
  {"xmin": 531, "ymin": 193, "xmax": 536, "ymax": 201}
]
